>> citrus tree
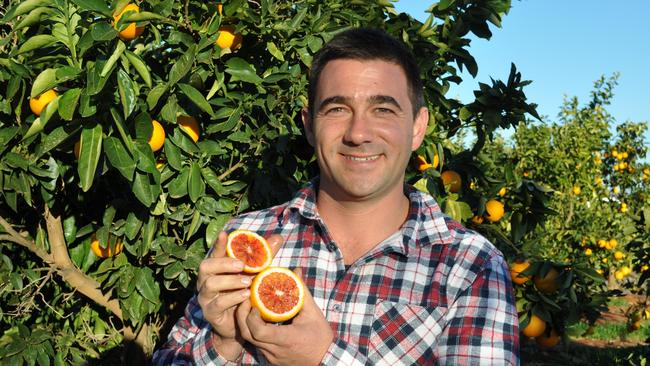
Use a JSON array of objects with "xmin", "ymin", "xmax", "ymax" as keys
[
  {"xmin": 479, "ymin": 74, "xmax": 650, "ymax": 346},
  {"xmin": 0, "ymin": 0, "xmax": 550, "ymax": 362}
]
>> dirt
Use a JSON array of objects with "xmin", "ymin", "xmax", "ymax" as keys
[{"xmin": 520, "ymin": 294, "xmax": 650, "ymax": 365}]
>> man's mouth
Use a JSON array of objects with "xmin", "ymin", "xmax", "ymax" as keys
[{"xmin": 344, "ymin": 154, "xmax": 380, "ymax": 162}]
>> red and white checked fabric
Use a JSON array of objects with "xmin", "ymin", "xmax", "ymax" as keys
[{"xmin": 153, "ymin": 181, "xmax": 519, "ymax": 365}]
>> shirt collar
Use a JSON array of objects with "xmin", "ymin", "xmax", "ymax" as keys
[{"xmin": 281, "ymin": 179, "xmax": 455, "ymax": 257}]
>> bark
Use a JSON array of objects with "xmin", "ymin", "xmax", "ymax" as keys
[{"xmin": 1, "ymin": 207, "xmax": 157, "ymax": 356}]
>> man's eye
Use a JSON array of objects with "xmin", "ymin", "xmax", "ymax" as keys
[
  {"xmin": 375, "ymin": 107, "xmax": 394, "ymax": 114},
  {"xmin": 326, "ymin": 107, "xmax": 346, "ymax": 114}
]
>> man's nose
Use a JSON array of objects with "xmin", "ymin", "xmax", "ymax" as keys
[{"xmin": 343, "ymin": 112, "xmax": 372, "ymax": 145}]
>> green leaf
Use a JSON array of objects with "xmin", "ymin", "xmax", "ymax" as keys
[
  {"xmin": 225, "ymin": 57, "xmax": 263, "ymax": 85},
  {"xmin": 444, "ymin": 198, "xmax": 473, "ymax": 222},
  {"xmin": 121, "ymin": 11, "xmax": 166, "ymax": 22},
  {"xmin": 132, "ymin": 171, "xmax": 156, "ymax": 207},
  {"xmin": 100, "ymin": 41, "xmax": 126, "ymax": 77},
  {"xmin": 168, "ymin": 44, "xmax": 197, "ymax": 87},
  {"xmin": 147, "ymin": 83, "xmax": 168, "ymax": 110},
  {"xmin": 70, "ymin": 0, "xmax": 111, "ymax": 15},
  {"xmin": 57, "ymin": 88, "xmax": 82, "ymax": 121},
  {"xmin": 12, "ymin": 7, "xmax": 50, "ymax": 32},
  {"xmin": 123, "ymin": 50, "xmax": 152, "ymax": 88},
  {"xmin": 36, "ymin": 124, "xmax": 80, "ymax": 160},
  {"xmin": 3, "ymin": 0, "xmax": 51, "ymax": 22},
  {"xmin": 117, "ymin": 69, "xmax": 136, "ymax": 118},
  {"xmin": 188, "ymin": 162, "xmax": 205, "ymax": 203},
  {"xmin": 124, "ymin": 211, "xmax": 143, "ymax": 241},
  {"xmin": 168, "ymin": 167, "xmax": 189, "ymax": 198},
  {"xmin": 177, "ymin": 83, "xmax": 214, "ymax": 116},
  {"xmin": 266, "ymin": 41, "xmax": 284, "ymax": 61},
  {"xmin": 31, "ymin": 68, "xmax": 57, "ymax": 98},
  {"xmin": 104, "ymin": 136, "xmax": 135, "ymax": 180},
  {"xmin": 135, "ymin": 267, "xmax": 160, "ymax": 304},
  {"xmin": 90, "ymin": 22, "xmax": 118, "ymax": 41},
  {"xmin": 77, "ymin": 124, "xmax": 103, "ymax": 192},
  {"xmin": 205, "ymin": 215, "xmax": 230, "ymax": 248},
  {"xmin": 13, "ymin": 35, "xmax": 59, "ymax": 56}
]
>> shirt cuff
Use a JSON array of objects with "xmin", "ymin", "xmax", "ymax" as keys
[{"xmin": 191, "ymin": 327, "xmax": 240, "ymax": 366}]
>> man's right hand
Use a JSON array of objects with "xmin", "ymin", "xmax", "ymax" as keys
[{"xmin": 196, "ymin": 231, "xmax": 283, "ymax": 359}]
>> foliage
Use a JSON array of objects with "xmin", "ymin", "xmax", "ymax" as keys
[{"xmin": 0, "ymin": 0, "xmax": 548, "ymax": 362}]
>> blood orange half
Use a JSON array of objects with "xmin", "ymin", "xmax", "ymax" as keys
[
  {"xmin": 250, "ymin": 267, "xmax": 305, "ymax": 323},
  {"xmin": 226, "ymin": 230, "xmax": 272, "ymax": 273}
]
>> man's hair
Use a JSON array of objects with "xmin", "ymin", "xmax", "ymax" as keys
[{"xmin": 308, "ymin": 28, "xmax": 425, "ymax": 117}]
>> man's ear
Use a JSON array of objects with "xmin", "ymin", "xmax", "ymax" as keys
[
  {"xmin": 301, "ymin": 107, "xmax": 315, "ymax": 146},
  {"xmin": 411, "ymin": 107, "xmax": 429, "ymax": 151}
]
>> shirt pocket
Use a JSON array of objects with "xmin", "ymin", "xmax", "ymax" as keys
[{"xmin": 369, "ymin": 300, "xmax": 448, "ymax": 365}]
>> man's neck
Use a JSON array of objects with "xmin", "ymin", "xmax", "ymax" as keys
[{"xmin": 316, "ymin": 187, "xmax": 410, "ymax": 265}]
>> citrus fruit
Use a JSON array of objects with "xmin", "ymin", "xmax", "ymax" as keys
[
  {"xmin": 533, "ymin": 267, "xmax": 560, "ymax": 294},
  {"xmin": 216, "ymin": 26, "xmax": 242, "ymax": 50},
  {"xmin": 74, "ymin": 141, "xmax": 81, "ymax": 160},
  {"xmin": 250, "ymin": 267, "xmax": 305, "ymax": 323},
  {"xmin": 225, "ymin": 230, "xmax": 272, "ymax": 273},
  {"xmin": 148, "ymin": 120, "xmax": 165, "ymax": 152},
  {"xmin": 113, "ymin": 3, "xmax": 144, "ymax": 40},
  {"xmin": 177, "ymin": 115, "xmax": 200, "ymax": 142},
  {"xmin": 498, "ymin": 187, "xmax": 507, "ymax": 197},
  {"xmin": 614, "ymin": 251, "xmax": 625, "ymax": 260},
  {"xmin": 485, "ymin": 199, "xmax": 505, "ymax": 222},
  {"xmin": 572, "ymin": 185, "xmax": 581, "ymax": 195},
  {"xmin": 535, "ymin": 328, "xmax": 560, "ymax": 348},
  {"xmin": 522, "ymin": 314, "xmax": 546, "ymax": 338},
  {"xmin": 440, "ymin": 170, "xmax": 461, "ymax": 193},
  {"xmin": 90, "ymin": 234, "xmax": 123, "ymax": 258},
  {"xmin": 29, "ymin": 89, "xmax": 57, "ymax": 116},
  {"xmin": 510, "ymin": 259, "xmax": 531, "ymax": 285},
  {"xmin": 471, "ymin": 215, "xmax": 484, "ymax": 225}
]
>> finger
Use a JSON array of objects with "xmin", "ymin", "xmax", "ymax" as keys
[
  {"xmin": 210, "ymin": 231, "xmax": 229, "ymax": 258},
  {"xmin": 197, "ymin": 257, "xmax": 245, "ymax": 291},
  {"xmin": 291, "ymin": 267, "xmax": 320, "ymax": 319},
  {"xmin": 203, "ymin": 288, "xmax": 250, "ymax": 314},
  {"xmin": 236, "ymin": 298, "xmax": 255, "ymax": 342},
  {"xmin": 199, "ymin": 274, "xmax": 252, "ymax": 298},
  {"xmin": 265, "ymin": 234, "xmax": 284, "ymax": 258},
  {"xmin": 245, "ymin": 306, "xmax": 278, "ymax": 344}
]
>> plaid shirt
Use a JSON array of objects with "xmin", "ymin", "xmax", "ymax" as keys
[{"xmin": 154, "ymin": 182, "xmax": 519, "ymax": 365}]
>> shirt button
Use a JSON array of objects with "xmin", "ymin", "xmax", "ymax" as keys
[
  {"xmin": 332, "ymin": 304, "xmax": 341, "ymax": 312},
  {"xmin": 326, "ymin": 243, "xmax": 337, "ymax": 252}
]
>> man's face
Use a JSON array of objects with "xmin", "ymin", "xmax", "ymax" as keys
[{"xmin": 303, "ymin": 59, "xmax": 428, "ymax": 202}]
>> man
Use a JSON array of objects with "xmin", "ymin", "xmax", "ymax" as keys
[{"xmin": 154, "ymin": 28, "xmax": 519, "ymax": 365}]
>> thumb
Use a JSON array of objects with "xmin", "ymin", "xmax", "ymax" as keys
[
  {"xmin": 265, "ymin": 234, "xmax": 285, "ymax": 258},
  {"xmin": 209, "ymin": 231, "xmax": 228, "ymax": 258}
]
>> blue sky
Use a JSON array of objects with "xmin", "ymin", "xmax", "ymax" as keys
[{"xmin": 394, "ymin": 0, "xmax": 650, "ymax": 145}]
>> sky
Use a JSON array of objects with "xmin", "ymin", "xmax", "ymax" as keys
[{"xmin": 394, "ymin": 0, "xmax": 650, "ymax": 145}]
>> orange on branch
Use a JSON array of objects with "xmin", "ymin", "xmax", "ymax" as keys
[
  {"xmin": 177, "ymin": 115, "xmax": 200, "ymax": 142},
  {"xmin": 533, "ymin": 267, "xmax": 560, "ymax": 294},
  {"xmin": 535, "ymin": 328, "xmax": 560, "ymax": 348},
  {"xmin": 485, "ymin": 199, "xmax": 505, "ymax": 222},
  {"xmin": 216, "ymin": 26, "xmax": 242, "ymax": 50},
  {"xmin": 29, "ymin": 89, "xmax": 57, "ymax": 116},
  {"xmin": 522, "ymin": 314, "xmax": 546, "ymax": 338},
  {"xmin": 113, "ymin": 3, "xmax": 144, "ymax": 40},
  {"xmin": 226, "ymin": 230, "xmax": 272, "ymax": 273},
  {"xmin": 250, "ymin": 267, "xmax": 305, "ymax": 323},
  {"xmin": 90, "ymin": 234, "xmax": 123, "ymax": 258},
  {"xmin": 148, "ymin": 120, "xmax": 165, "ymax": 152},
  {"xmin": 441, "ymin": 170, "xmax": 461, "ymax": 193},
  {"xmin": 510, "ymin": 259, "xmax": 531, "ymax": 285}
]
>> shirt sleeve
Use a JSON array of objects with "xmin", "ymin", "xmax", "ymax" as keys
[
  {"xmin": 152, "ymin": 294, "xmax": 238, "ymax": 366},
  {"xmin": 436, "ymin": 252, "xmax": 520, "ymax": 365}
]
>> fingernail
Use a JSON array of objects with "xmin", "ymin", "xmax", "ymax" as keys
[
  {"xmin": 241, "ymin": 289, "xmax": 250, "ymax": 298},
  {"xmin": 233, "ymin": 261, "xmax": 244, "ymax": 271},
  {"xmin": 241, "ymin": 276, "xmax": 252, "ymax": 285}
]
